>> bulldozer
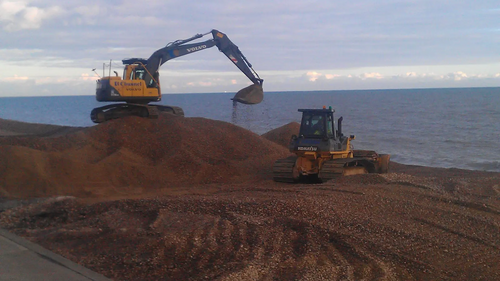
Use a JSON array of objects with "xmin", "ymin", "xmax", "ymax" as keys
[
  {"xmin": 273, "ymin": 106, "xmax": 390, "ymax": 183},
  {"xmin": 91, "ymin": 29, "xmax": 263, "ymax": 123}
]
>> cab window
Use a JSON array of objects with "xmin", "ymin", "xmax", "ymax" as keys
[
  {"xmin": 327, "ymin": 115, "xmax": 334, "ymax": 137},
  {"xmin": 300, "ymin": 113, "xmax": 325, "ymax": 137},
  {"xmin": 134, "ymin": 69, "xmax": 145, "ymax": 80}
]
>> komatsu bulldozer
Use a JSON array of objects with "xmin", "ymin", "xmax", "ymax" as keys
[
  {"xmin": 273, "ymin": 106, "xmax": 390, "ymax": 183},
  {"xmin": 91, "ymin": 29, "xmax": 264, "ymax": 123}
]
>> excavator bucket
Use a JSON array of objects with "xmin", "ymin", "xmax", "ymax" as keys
[{"xmin": 232, "ymin": 84, "xmax": 264, "ymax": 104}]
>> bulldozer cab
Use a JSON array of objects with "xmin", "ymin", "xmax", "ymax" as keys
[{"xmin": 298, "ymin": 109, "xmax": 335, "ymax": 139}]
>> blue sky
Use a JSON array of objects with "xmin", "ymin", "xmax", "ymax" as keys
[{"xmin": 0, "ymin": 0, "xmax": 499, "ymax": 97}]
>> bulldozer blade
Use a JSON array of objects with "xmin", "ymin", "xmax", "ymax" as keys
[
  {"xmin": 343, "ymin": 166, "xmax": 368, "ymax": 176},
  {"xmin": 231, "ymin": 84, "xmax": 263, "ymax": 104},
  {"xmin": 376, "ymin": 154, "xmax": 391, "ymax": 173}
]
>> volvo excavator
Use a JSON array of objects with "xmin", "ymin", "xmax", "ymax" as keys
[
  {"xmin": 91, "ymin": 29, "xmax": 264, "ymax": 123},
  {"xmin": 273, "ymin": 107, "xmax": 390, "ymax": 183}
]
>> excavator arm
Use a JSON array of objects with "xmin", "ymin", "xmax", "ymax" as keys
[{"xmin": 143, "ymin": 29, "xmax": 264, "ymax": 104}]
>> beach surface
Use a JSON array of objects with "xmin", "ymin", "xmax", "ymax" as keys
[{"xmin": 0, "ymin": 116, "xmax": 498, "ymax": 280}]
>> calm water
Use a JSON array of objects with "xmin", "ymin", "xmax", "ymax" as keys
[{"xmin": 1, "ymin": 87, "xmax": 499, "ymax": 172}]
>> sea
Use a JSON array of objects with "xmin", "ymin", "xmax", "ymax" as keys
[{"xmin": 0, "ymin": 87, "xmax": 499, "ymax": 172}]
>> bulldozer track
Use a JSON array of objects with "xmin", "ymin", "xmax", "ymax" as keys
[
  {"xmin": 272, "ymin": 156, "xmax": 298, "ymax": 183},
  {"xmin": 273, "ymin": 154, "xmax": 388, "ymax": 183},
  {"xmin": 318, "ymin": 159, "xmax": 347, "ymax": 182}
]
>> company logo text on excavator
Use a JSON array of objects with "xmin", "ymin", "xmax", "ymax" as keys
[{"xmin": 114, "ymin": 81, "xmax": 143, "ymax": 87}]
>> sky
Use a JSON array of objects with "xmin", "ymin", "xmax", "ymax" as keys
[{"xmin": 0, "ymin": 0, "xmax": 499, "ymax": 97}]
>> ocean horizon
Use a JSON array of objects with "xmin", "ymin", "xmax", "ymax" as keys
[{"xmin": 1, "ymin": 87, "xmax": 499, "ymax": 172}]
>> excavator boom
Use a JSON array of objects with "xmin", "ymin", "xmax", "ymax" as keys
[
  {"xmin": 143, "ymin": 29, "xmax": 263, "ymax": 104},
  {"xmin": 91, "ymin": 29, "xmax": 264, "ymax": 123}
]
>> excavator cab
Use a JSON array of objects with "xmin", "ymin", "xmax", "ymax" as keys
[{"xmin": 121, "ymin": 59, "xmax": 159, "ymax": 88}]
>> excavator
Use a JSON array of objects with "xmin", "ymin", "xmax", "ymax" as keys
[
  {"xmin": 273, "ymin": 106, "xmax": 390, "ymax": 183},
  {"xmin": 91, "ymin": 29, "xmax": 264, "ymax": 123}
]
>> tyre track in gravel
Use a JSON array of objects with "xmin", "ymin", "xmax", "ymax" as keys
[
  {"xmin": 2, "ymin": 180, "xmax": 499, "ymax": 281},
  {"xmin": 140, "ymin": 195, "xmax": 411, "ymax": 280}
]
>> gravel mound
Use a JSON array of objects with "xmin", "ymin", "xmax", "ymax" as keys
[
  {"xmin": 0, "ymin": 118, "xmax": 82, "ymax": 137},
  {"xmin": 0, "ymin": 114, "xmax": 289, "ymax": 198},
  {"xmin": 261, "ymin": 122, "xmax": 300, "ymax": 148}
]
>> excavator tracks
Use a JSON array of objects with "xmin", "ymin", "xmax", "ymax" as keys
[
  {"xmin": 91, "ymin": 104, "xmax": 184, "ymax": 123},
  {"xmin": 156, "ymin": 105, "xmax": 184, "ymax": 116},
  {"xmin": 272, "ymin": 156, "xmax": 298, "ymax": 183}
]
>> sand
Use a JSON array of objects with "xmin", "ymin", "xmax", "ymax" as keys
[{"xmin": 0, "ymin": 116, "xmax": 499, "ymax": 280}]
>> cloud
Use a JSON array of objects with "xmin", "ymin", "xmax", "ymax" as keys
[
  {"xmin": 0, "ymin": 75, "xmax": 96, "ymax": 97},
  {"xmin": 33, "ymin": 73, "xmax": 100, "ymax": 84},
  {"xmin": 0, "ymin": 1, "xmax": 64, "ymax": 31},
  {"xmin": 0, "ymin": 72, "xmax": 97, "ymax": 86},
  {"xmin": 325, "ymin": 74, "xmax": 340, "ymax": 79},
  {"xmin": 1, "ymin": 74, "xmax": 29, "ymax": 81},
  {"xmin": 0, "ymin": 48, "xmax": 42, "ymax": 55},
  {"xmin": 70, "ymin": 5, "xmax": 106, "ymax": 25},
  {"xmin": 0, "ymin": 48, "xmax": 43, "ymax": 62},
  {"xmin": 73, "ymin": 5, "xmax": 102, "ymax": 18},
  {"xmin": 450, "ymin": 71, "xmax": 468, "ymax": 81},
  {"xmin": 302, "ymin": 68, "xmax": 500, "ymax": 88},
  {"xmin": 80, "ymin": 73, "xmax": 98, "ymax": 81},
  {"xmin": 306, "ymin": 71, "xmax": 322, "ymax": 82},
  {"xmin": 392, "ymin": 71, "xmax": 500, "ymax": 82},
  {"xmin": 307, "ymin": 71, "xmax": 343, "ymax": 82},
  {"xmin": 360, "ymin": 72, "xmax": 383, "ymax": 79},
  {"xmin": 0, "ymin": 1, "xmax": 24, "ymax": 17},
  {"xmin": 1, "ymin": 0, "xmax": 499, "ymax": 96},
  {"xmin": 187, "ymin": 81, "xmax": 214, "ymax": 87}
]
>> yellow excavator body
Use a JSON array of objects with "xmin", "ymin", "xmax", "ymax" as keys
[{"xmin": 99, "ymin": 77, "xmax": 158, "ymax": 99}]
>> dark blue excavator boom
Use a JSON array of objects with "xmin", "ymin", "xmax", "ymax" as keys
[{"xmin": 143, "ymin": 29, "xmax": 263, "ymax": 104}]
